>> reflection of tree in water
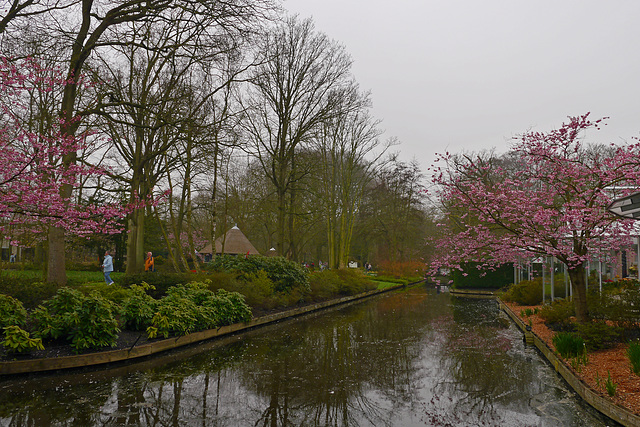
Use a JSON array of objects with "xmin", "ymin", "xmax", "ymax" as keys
[
  {"xmin": 106, "ymin": 341, "xmax": 248, "ymax": 426},
  {"xmin": 239, "ymin": 291, "xmax": 435, "ymax": 426},
  {"xmin": 428, "ymin": 297, "xmax": 542, "ymax": 426},
  {"xmin": 1, "ymin": 288, "xmax": 567, "ymax": 426},
  {"xmin": 0, "ymin": 374, "xmax": 114, "ymax": 426}
]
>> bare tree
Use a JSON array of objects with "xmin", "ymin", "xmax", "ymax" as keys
[
  {"xmin": 311, "ymin": 89, "xmax": 390, "ymax": 269},
  {"xmin": 91, "ymin": 1, "xmax": 274, "ymax": 273},
  {"xmin": 243, "ymin": 16, "xmax": 354, "ymax": 260}
]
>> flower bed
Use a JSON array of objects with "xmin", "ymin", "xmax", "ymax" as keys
[{"xmin": 503, "ymin": 301, "xmax": 640, "ymax": 416}]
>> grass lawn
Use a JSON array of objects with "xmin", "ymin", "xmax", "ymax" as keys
[
  {"xmin": 1, "ymin": 269, "xmax": 124, "ymax": 285},
  {"xmin": 375, "ymin": 281, "xmax": 403, "ymax": 290}
]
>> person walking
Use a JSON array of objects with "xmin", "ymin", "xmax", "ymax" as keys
[
  {"xmin": 144, "ymin": 252, "xmax": 155, "ymax": 272},
  {"xmin": 102, "ymin": 250, "xmax": 115, "ymax": 285}
]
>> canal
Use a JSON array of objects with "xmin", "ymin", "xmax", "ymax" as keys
[{"xmin": 0, "ymin": 285, "xmax": 618, "ymax": 426}]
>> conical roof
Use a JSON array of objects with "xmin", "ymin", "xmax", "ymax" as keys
[{"xmin": 200, "ymin": 226, "xmax": 260, "ymax": 256}]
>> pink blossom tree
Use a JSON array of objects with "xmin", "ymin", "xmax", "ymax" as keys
[
  {"xmin": 430, "ymin": 114, "xmax": 640, "ymax": 322},
  {"xmin": 0, "ymin": 57, "xmax": 127, "ymax": 262}
]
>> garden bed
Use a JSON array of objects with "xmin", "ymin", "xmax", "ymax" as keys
[{"xmin": 503, "ymin": 301, "xmax": 640, "ymax": 417}]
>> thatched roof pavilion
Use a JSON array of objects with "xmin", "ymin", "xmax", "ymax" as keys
[{"xmin": 199, "ymin": 226, "xmax": 260, "ymax": 257}]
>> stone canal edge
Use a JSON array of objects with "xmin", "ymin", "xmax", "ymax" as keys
[
  {"xmin": 0, "ymin": 284, "xmax": 410, "ymax": 376},
  {"xmin": 498, "ymin": 298, "xmax": 640, "ymax": 427}
]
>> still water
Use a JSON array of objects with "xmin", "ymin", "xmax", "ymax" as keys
[{"xmin": 0, "ymin": 286, "xmax": 618, "ymax": 426}]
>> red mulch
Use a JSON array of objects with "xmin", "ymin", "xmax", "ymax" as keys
[{"xmin": 504, "ymin": 302, "xmax": 640, "ymax": 416}]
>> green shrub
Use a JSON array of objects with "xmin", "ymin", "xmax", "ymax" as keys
[
  {"xmin": 2, "ymin": 326, "xmax": 44, "ymax": 353},
  {"xmin": 538, "ymin": 298, "xmax": 575, "ymax": 327},
  {"xmin": 589, "ymin": 286, "xmax": 640, "ymax": 328},
  {"xmin": 68, "ymin": 292, "xmax": 120, "ymax": 352},
  {"xmin": 31, "ymin": 287, "xmax": 120, "ymax": 352},
  {"xmin": 308, "ymin": 270, "xmax": 340, "ymax": 301},
  {"xmin": 575, "ymin": 321, "xmax": 623, "ymax": 351},
  {"xmin": 232, "ymin": 270, "xmax": 275, "ymax": 308},
  {"xmin": 121, "ymin": 284, "xmax": 158, "ymax": 331},
  {"xmin": 117, "ymin": 272, "xmax": 194, "ymax": 298},
  {"xmin": 628, "ymin": 340, "xmax": 640, "ymax": 376},
  {"xmin": 553, "ymin": 332, "xmax": 585, "ymax": 358},
  {"xmin": 0, "ymin": 294, "xmax": 27, "ymax": 328},
  {"xmin": 76, "ymin": 282, "xmax": 130, "ymax": 304},
  {"xmin": 146, "ymin": 282, "xmax": 252, "ymax": 339},
  {"xmin": 500, "ymin": 278, "xmax": 543, "ymax": 306},
  {"xmin": 206, "ymin": 255, "xmax": 309, "ymax": 293},
  {"xmin": 334, "ymin": 269, "xmax": 376, "ymax": 296},
  {"xmin": 0, "ymin": 276, "xmax": 60, "ymax": 309},
  {"xmin": 202, "ymin": 271, "xmax": 240, "ymax": 292}
]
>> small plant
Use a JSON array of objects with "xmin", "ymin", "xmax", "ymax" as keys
[
  {"xmin": 538, "ymin": 298, "xmax": 574, "ymax": 326},
  {"xmin": 628, "ymin": 340, "xmax": 640, "ymax": 376},
  {"xmin": 573, "ymin": 343, "xmax": 589, "ymax": 371},
  {"xmin": 605, "ymin": 371, "xmax": 617, "ymax": 397},
  {"xmin": 121, "ymin": 283, "xmax": 158, "ymax": 330},
  {"xmin": 575, "ymin": 321, "xmax": 623, "ymax": 351},
  {"xmin": 521, "ymin": 308, "xmax": 536, "ymax": 317},
  {"xmin": 553, "ymin": 332, "xmax": 585, "ymax": 359},
  {"xmin": 3, "ymin": 326, "xmax": 44, "ymax": 353},
  {"xmin": 0, "ymin": 294, "xmax": 27, "ymax": 328}
]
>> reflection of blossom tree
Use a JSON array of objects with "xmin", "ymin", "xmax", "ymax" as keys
[{"xmin": 430, "ymin": 297, "xmax": 542, "ymax": 425}]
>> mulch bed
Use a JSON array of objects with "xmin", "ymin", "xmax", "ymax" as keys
[{"xmin": 504, "ymin": 301, "xmax": 640, "ymax": 416}]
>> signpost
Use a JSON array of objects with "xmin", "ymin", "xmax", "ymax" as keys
[{"xmin": 608, "ymin": 191, "xmax": 640, "ymax": 219}]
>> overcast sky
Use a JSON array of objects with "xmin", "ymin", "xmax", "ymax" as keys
[{"xmin": 282, "ymin": 0, "xmax": 640, "ymax": 170}]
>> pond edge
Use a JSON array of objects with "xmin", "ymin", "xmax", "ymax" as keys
[
  {"xmin": 0, "ymin": 283, "xmax": 410, "ymax": 376},
  {"xmin": 499, "ymin": 299, "xmax": 640, "ymax": 427}
]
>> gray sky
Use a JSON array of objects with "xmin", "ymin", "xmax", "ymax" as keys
[{"xmin": 283, "ymin": 0, "xmax": 640, "ymax": 170}]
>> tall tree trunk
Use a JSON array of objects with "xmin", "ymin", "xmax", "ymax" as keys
[
  {"xmin": 568, "ymin": 262, "xmax": 590, "ymax": 323},
  {"xmin": 276, "ymin": 187, "xmax": 286, "ymax": 258},
  {"xmin": 125, "ymin": 208, "xmax": 145, "ymax": 274},
  {"xmin": 47, "ymin": 226, "xmax": 67, "ymax": 285}
]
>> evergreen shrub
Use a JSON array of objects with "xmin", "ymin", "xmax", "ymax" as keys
[
  {"xmin": 118, "ymin": 272, "xmax": 195, "ymax": 298},
  {"xmin": 452, "ymin": 263, "xmax": 514, "ymax": 289},
  {"xmin": 32, "ymin": 287, "xmax": 120, "ymax": 352},
  {"xmin": 575, "ymin": 321, "xmax": 623, "ymax": 351},
  {"xmin": 0, "ymin": 276, "xmax": 59, "ymax": 309},
  {"xmin": 334, "ymin": 269, "xmax": 376, "ymax": 295},
  {"xmin": 206, "ymin": 255, "xmax": 309, "ymax": 293},
  {"xmin": 146, "ymin": 282, "xmax": 252, "ymax": 339},
  {"xmin": 500, "ymin": 278, "xmax": 543, "ymax": 306},
  {"xmin": 0, "ymin": 294, "xmax": 27, "ymax": 328},
  {"xmin": 538, "ymin": 298, "xmax": 575, "ymax": 328}
]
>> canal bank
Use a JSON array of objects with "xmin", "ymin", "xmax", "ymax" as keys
[
  {"xmin": 0, "ymin": 285, "xmax": 615, "ymax": 426},
  {"xmin": 0, "ymin": 283, "xmax": 410, "ymax": 376},
  {"xmin": 499, "ymin": 299, "xmax": 640, "ymax": 427}
]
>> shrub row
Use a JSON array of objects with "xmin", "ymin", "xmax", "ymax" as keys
[
  {"xmin": 206, "ymin": 255, "xmax": 309, "ymax": 294},
  {"xmin": 1, "ymin": 282, "xmax": 252, "ymax": 354}
]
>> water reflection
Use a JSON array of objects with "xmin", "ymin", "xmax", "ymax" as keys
[{"xmin": 0, "ymin": 287, "xmax": 616, "ymax": 426}]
